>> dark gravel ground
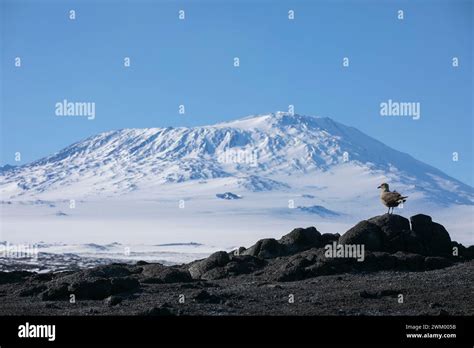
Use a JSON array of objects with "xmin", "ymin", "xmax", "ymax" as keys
[{"xmin": 0, "ymin": 261, "xmax": 472, "ymax": 316}]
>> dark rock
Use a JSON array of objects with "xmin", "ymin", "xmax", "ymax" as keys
[
  {"xmin": 0, "ymin": 271, "xmax": 32, "ymax": 285},
  {"xmin": 241, "ymin": 227, "xmax": 323, "ymax": 260},
  {"xmin": 236, "ymin": 247, "xmax": 246, "ymax": 255},
  {"xmin": 110, "ymin": 277, "xmax": 140, "ymax": 293},
  {"xmin": 143, "ymin": 305, "xmax": 175, "ymax": 316},
  {"xmin": 360, "ymin": 289, "xmax": 399, "ymax": 299},
  {"xmin": 362, "ymin": 252, "xmax": 397, "ymax": 271},
  {"xmin": 321, "ymin": 233, "xmax": 340, "ymax": 245},
  {"xmin": 193, "ymin": 290, "xmax": 222, "ymax": 304},
  {"xmin": 368, "ymin": 214, "xmax": 411, "ymax": 238},
  {"xmin": 230, "ymin": 246, "xmax": 247, "ymax": 256},
  {"xmin": 410, "ymin": 215, "xmax": 452, "ymax": 256},
  {"xmin": 216, "ymin": 192, "xmax": 241, "ymax": 200},
  {"xmin": 410, "ymin": 214, "xmax": 432, "ymax": 229},
  {"xmin": 424, "ymin": 257, "xmax": 453, "ymax": 270},
  {"xmin": 33, "ymin": 273, "xmax": 54, "ymax": 282},
  {"xmin": 136, "ymin": 260, "xmax": 149, "ymax": 266},
  {"xmin": 242, "ymin": 238, "xmax": 284, "ymax": 259},
  {"xmin": 392, "ymin": 252, "xmax": 425, "ymax": 271},
  {"xmin": 82, "ymin": 264, "xmax": 132, "ymax": 278},
  {"xmin": 450, "ymin": 242, "xmax": 474, "ymax": 260},
  {"xmin": 279, "ymin": 227, "xmax": 322, "ymax": 254},
  {"xmin": 368, "ymin": 215, "xmax": 422, "ymax": 253},
  {"xmin": 188, "ymin": 251, "xmax": 230, "ymax": 279},
  {"xmin": 141, "ymin": 265, "xmax": 192, "ymax": 283},
  {"xmin": 226, "ymin": 255, "xmax": 265, "ymax": 274},
  {"xmin": 339, "ymin": 214, "xmax": 454, "ymax": 257},
  {"xmin": 339, "ymin": 221, "xmax": 384, "ymax": 251},
  {"xmin": 68, "ymin": 278, "xmax": 112, "ymax": 300},
  {"xmin": 199, "ymin": 267, "xmax": 227, "ymax": 281},
  {"xmin": 40, "ymin": 283, "xmax": 70, "ymax": 301},
  {"xmin": 191, "ymin": 255, "xmax": 265, "ymax": 280},
  {"xmin": 104, "ymin": 295, "xmax": 122, "ymax": 306},
  {"xmin": 18, "ymin": 284, "xmax": 47, "ymax": 297}
]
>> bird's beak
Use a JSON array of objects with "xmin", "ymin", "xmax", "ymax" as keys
[{"xmin": 377, "ymin": 185, "xmax": 381, "ymax": 189}]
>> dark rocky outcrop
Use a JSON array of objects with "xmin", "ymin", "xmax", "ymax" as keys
[
  {"xmin": 241, "ymin": 226, "xmax": 326, "ymax": 259},
  {"xmin": 188, "ymin": 252, "xmax": 265, "ymax": 280},
  {"xmin": 241, "ymin": 238, "xmax": 284, "ymax": 259},
  {"xmin": 339, "ymin": 221, "xmax": 384, "ymax": 251},
  {"xmin": 410, "ymin": 214, "xmax": 452, "ymax": 256},
  {"xmin": 36, "ymin": 264, "xmax": 141, "ymax": 301},
  {"xmin": 3, "ymin": 213, "xmax": 471, "ymax": 316},
  {"xmin": 180, "ymin": 213, "xmax": 470, "ymax": 282},
  {"xmin": 339, "ymin": 214, "xmax": 453, "ymax": 256},
  {"xmin": 188, "ymin": 251, "xmax": 230, "ymax": 279}
]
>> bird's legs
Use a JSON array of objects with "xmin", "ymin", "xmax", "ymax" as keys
[{"xmin": 387, "ymin": 207, "xmax": 390, "ymax": 214}]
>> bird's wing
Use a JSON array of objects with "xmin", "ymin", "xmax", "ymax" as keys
[{"xmin": 382, "ymin": 191, "xmax": 405, "ymax": 204}]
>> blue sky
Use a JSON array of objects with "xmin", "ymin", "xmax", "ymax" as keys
[{"xmin": 1, "ymin": 0, "xmax": 472, "ymax": 185}]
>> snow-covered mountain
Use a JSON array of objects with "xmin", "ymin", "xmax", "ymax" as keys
[
  {"xmin": 2, "ymin": 112, "xmax": 473, "ymax": 263},
  {"xmin": 1, "ymin": 112, "xmax": 472, "ymax": 206}
]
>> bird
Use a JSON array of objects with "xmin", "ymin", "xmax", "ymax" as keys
[{"xmin": 377, "ymin": 183, "xmax": 408, "ymax": 214}]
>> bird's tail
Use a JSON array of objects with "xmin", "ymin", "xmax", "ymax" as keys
[{"xmin": 399, "ymin": 196, "xmax": 408, "ymax": 203}]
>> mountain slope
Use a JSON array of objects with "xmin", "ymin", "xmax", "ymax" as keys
[{"xmin": 0, "ymin": 112, "xmax": 473, "ymax": 206}]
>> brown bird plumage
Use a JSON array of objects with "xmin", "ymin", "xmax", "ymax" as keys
[{"xmin": 377, "ymin": 183, "xmax": 408, "ymax": 214}]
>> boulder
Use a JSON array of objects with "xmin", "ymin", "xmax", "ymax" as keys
[
  {"xmin": 191, "ymin": 254, "xmax": 265, "ymax": 280},
  {"xmin": 339, "ymin": 221, "xmax": 384, "ymax": 251},
  {"xmin": 241, "ymin": 227, "xmax": 323, "ymax": 260},
  {"xmin": 368, "ymin": 214, "xmax": 411, "ymax": 238},
  {"xmin": 141, "ymin": 264, "xmax": 192, "ymax": 284},
  {"xmin": 367, "ymin": 214, "xmax": 419, "ymax": 252},
  {"xmin": 188, "ymin": 251, "xmax": 230, "ymax": 279},
  {"xmin": 229, "ymin": 247, "xmax": 247, "ymax": 256},
  {"xmin": 67, "ymin": 278, "xmax": 113, "ymax": 300},
  {"xmin": 450, "ymin": 242, "xmax": 474, "ymax": 260},
  {"xmin": 339, "ymin": 214, "xmax": 453, "ymax": 256},
  {"xmin": 279, "ymin": 227, "xmax": 323, "ymax": 254},
  {"xmin": 410, "ymin": 214, "xmax": 452, "ymax": 256},
  {"xmin": 242, "ymin": 238, "xmax": 284, "ymax": 259},
  {"xmin": 82, "ymin": 264, "xmax": 133, "ymax": 278},
  {"xmin": 110, "ymin": 277, "xmax": 140, "ymax": 293},
  {"xmin": 225, "ymin": 255, "xmax": 265, "ymax": 276}
]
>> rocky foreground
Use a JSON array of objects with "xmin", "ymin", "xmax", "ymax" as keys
[{"xmin": 0, "ymin": 214, "xmax": 473, "ymax": 316}]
